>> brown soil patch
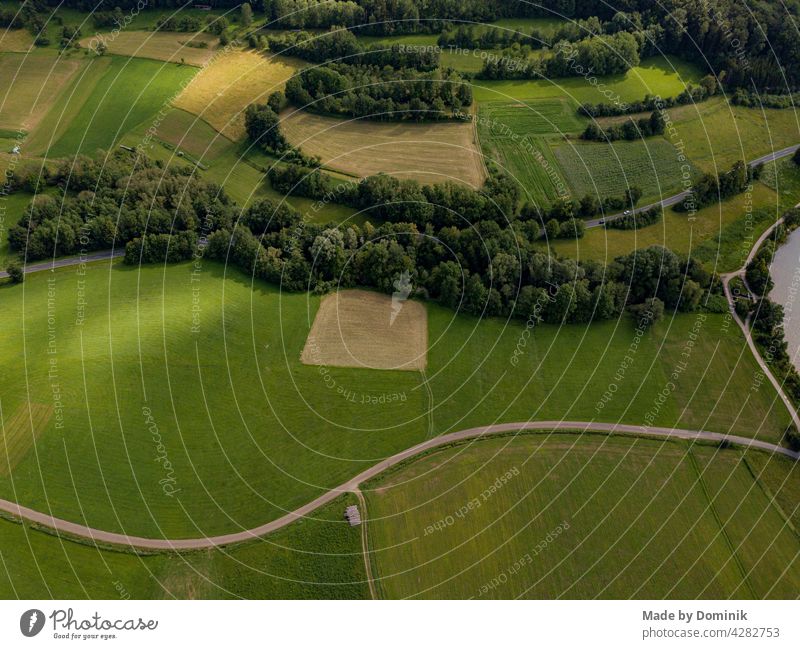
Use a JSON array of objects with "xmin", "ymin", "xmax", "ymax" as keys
[
  {"xmin": 0, "ymin": 402, "xmax": 53, "ymax": 476},
  {"xmin": 281, "ymin": 109, "xmax": 487, "ymax": 187},
  {"xmin": 174, "ymin": 51, "xmax": 301, "ymax": 140},
  {"xmin": 0, "ymin": 29, "xmax": 34, "ymax": 53},
  {"xmin": 302, "ymin": 290, "xmax": 428, "ymax": 371},
  {"xmin": 0, "ymin": 52, "xmax": 84, "ymax": 133}
]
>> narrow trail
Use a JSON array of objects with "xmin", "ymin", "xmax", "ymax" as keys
[
  {"xmin": 0, "ymin": 422, "xmax": 795, "ymax": 553},
  {"xmin": 354, "ymin": 489, "xmax": 378, "ymax": 600}
]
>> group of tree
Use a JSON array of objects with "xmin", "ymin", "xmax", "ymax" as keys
[
  {"xmin": 731, "ymin": 89, "xmax": 800, "ymax": 110},
  {"xmin": 605, "ymin": 206, "xmax": 661, "ymax": 230},
  {"xmin": 520, "ymin": 187, "xmax": 644, "ymax": 226},
  {"xmin": 479, "ymin": 31, "xmax": 641, "ymax": 81},
  {"xmin": 581, "ymin": 110, "xmax": 665, "ymax": 142},
  {"xmin": 676, "ymin": 160, "xmax": 758, "ymax": 214},
  {"xmin": 264, "ymin": 27, "xmax": 438, "ymax": 70},
  {"xmin": 437, "ymin": 15, "xmax": 608, "ymax": 51},
  {"xmin": 284, "ymin": 63, "xmax": 472, "ymax": 121},
  {"xmin": 20, "ymin": 0, "xmax": 800, "ymax": 91},
  {"xmin": 5, "ymin": 149, "xmax": 723, "ymax": 332},
  {"xmin": 7, "ymin": 151, "xmax": 236, "ymax": 262}
]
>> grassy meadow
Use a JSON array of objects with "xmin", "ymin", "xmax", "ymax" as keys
[
  {"xmin": 364, "ymin": 434, "xmax": 800, "ymax": 598},
  {"xmin": 0, "ymin": 496, "xmax": 368, "ymax": 598},
  {"xmin": 45, "ymin": 56, "xmax": 195, "ymax": 157},
  {"xmin": 0, "ymin": 260, "xmax": 790, "ymax": 541},
  {"xmin": 472, "ymin": 56, "xmax": 702, "ymax": 104}
]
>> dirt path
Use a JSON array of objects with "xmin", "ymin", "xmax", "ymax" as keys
[
  {"xmin": 720, "ymin": 210, "xmax": 800, "ymax": 432},
  {"xmin": 354, "ymin": 489, "xmax": 378, "ymax": 600},
  {"xmin": 0, "ymin": 422, "xmax": 795, "ymax": 552}
]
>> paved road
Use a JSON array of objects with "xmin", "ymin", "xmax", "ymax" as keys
[
  {"xmin": 0, "ymin": 422, "xmax": 795, "ymax": 552},
  {"xmin": 0, "ymin": 249, "xmax": 124, "ymax": 279},
  {"xmin": 585, "ymin": 143, "xmax": 800, "ymax": 230}
]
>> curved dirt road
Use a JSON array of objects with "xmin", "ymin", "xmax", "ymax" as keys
[
  {"xmin": 720, "ymin": 209, "xmax": 800, "ymax": 432},
  {"xmin": 0, "ymin": 422, "xmax": 795, "ymax": 552}
]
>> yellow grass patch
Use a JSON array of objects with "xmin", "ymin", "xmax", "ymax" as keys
[
  {"xmin": 0, "ymin": 52, "xmax": 84, "ymax": 133},
  {"xmin": 302, "ymin": 290, "xmax": 428, "ymax": 371},
  {"xmin": 0, "ymin": 403, "xmax": 53, "ymax": 476},
  {"xmin": 174, "ymin": 51, "xmax": 300, "ymax": 140},
  {"xmin": 79, "ymin": 31, "xmax": 218, "ymax": 67},
  {"xmin": 0, "ymin": 29, "xmax": 34, "ymax": 53},
  {"xmin": 281, "ymin": 109, "xmax": 487, "ymax": 187}
]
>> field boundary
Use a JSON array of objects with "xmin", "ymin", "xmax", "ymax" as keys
[{"xmin": 0, "ymin": 422, "xmax": 795, "ymax": 554}]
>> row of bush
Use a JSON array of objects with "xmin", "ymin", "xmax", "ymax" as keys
[
  {"xmin": 604, "ymin": 206, "xmax": 662, "ymax": 230},
  {"xmin": 264, "ymin": 27, "xmax": 438, "ymax": 70},
  {"xmin": 581, "ymin": 110, "xmax": 666, "ymax": 142}
]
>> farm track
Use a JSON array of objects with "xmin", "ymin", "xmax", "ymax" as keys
[{"xmin": 0, "ymin": 422, "xmax": 796, "ymax": 553}]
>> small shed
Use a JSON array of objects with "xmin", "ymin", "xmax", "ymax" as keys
[{"xmin": 344, "ymin": 505, "xmax": 361, "ymax": 526}]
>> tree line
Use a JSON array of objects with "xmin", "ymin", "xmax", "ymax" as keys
[
  {"xmin": 581, "ymin": 110, "xmax": 666, "ymax": 142},
  {"xmin": 675, "ymin": 161, "xmax": 758, "ymax": 215},
  {"xmin": 264, "ymin": 27, "xmax": 439, "ymax": 70},
  {"xmin": 5, "ymin": 150, "xmax": 723, "ymax": 330},
  {"xmin": 284, "ymin": 63, "xmax": 472, "ymax": 121},
  {"xmin": 478, "ymin": 31, "xmax": 641, "ymax": 81}
]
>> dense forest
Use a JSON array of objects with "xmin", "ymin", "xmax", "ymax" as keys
[
  {"xmin": 284, "ymin": 63, "xmax": 472, "ymax": 120},
  {"xmin": 7, "ymin": 1, "xmax": 798, "ymax": 90},
  {"xmin": 5, "ymin": 150, "xmax": 720, "ymax": 325}
]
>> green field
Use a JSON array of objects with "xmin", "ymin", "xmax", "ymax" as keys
[
  {"xmin": 472, "ymin": 56, "xmax": 702, "ymax": 104},
  {"xmin": 0, "ymin": 192, "xmax": 33, "ymax": 266},
  {"xmin": 476, "ymin": 99, "xmax": 586, "ymax": 204},
  {"xmin": 0, "ymin": 261, "xmax": 789, "ymax": 542},
  {"xmin": 552, "ymin": 138, "xmax": 694, "ymax": 204},
  {"xmin": 479, "ymin": 99, "xmax": 587, "ymax": 136},
  {"xmin": 545, "ymin": 183, "xmax": 781, "ymax": 272},
  {"xmin": 546, "ymin": 160, "xmax": 800, "ymax": 271},
  {"xmin": 365, "ymin": 434, "xmax": 800, "ymax": 598},
  {"xmin": 43, "ymin": 56, "xmax": 196, "ymax": 157},
  {"xmin": 0, "ymin": 496, "xmax": 367, "ymax": 598},
  {"xmin": 667, "ymin": 97, "xmax": 800, "ymax": 173}
]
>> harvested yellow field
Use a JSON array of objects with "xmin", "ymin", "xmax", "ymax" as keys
[
  {"xmin": 281, "ymin": 109, "xmax": 487, "ymax": 187},
  {"xmin": 0, "ymin": 403, "xmax": 52, "ymax": 477},
  {"xmin": 0, "ymin": 52, "xmax": 83, "ymax": 133},
  {"xmin": 0, "ymin": 29, "xmax": 34, "ymax": 52},
  {"xmin": 302, "ymin": 290, "xmax": 428, "ymax": 371},
  {"xmin": 174, "ymin": 51, "xmax": 300, "ymax": 140},
  {"xmin": 79, "ymin": 30, "xmax": 218, "ymax": 67}
]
